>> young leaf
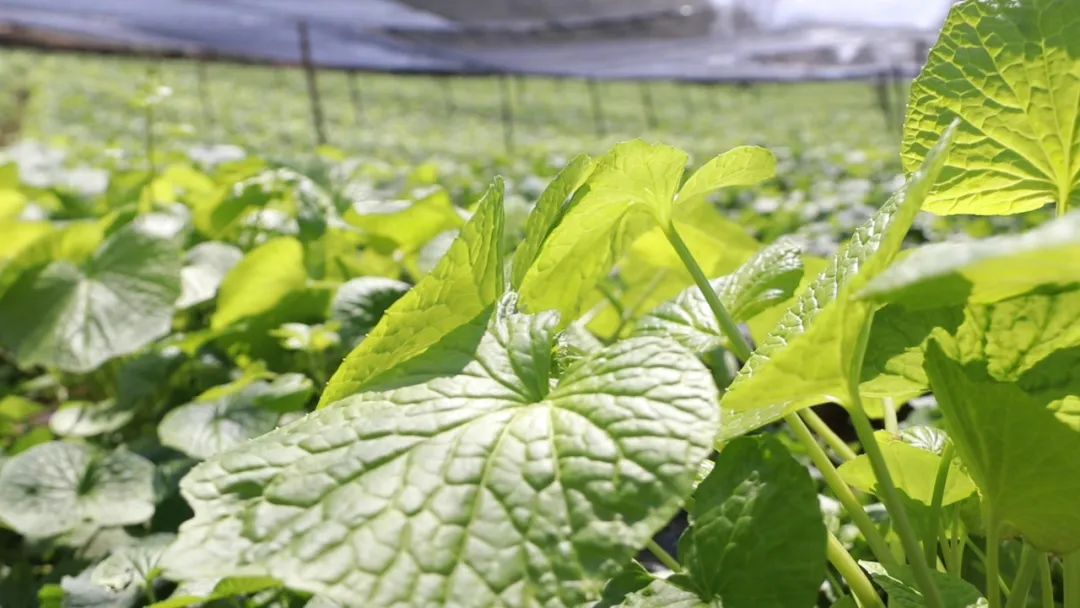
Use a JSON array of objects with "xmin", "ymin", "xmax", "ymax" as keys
[
  {"xmin": 50, "ymin": 399, "xmax": 135, "ymax": 438},
  {"xmin": 162, "ymin": 304, "xmax": 720, "ymax": 607},
  {"xmin": 0, "ymin": 224, "xmax": 181, "ymax": 373},
  {"xmin": 924, "ymin": 338, "xmax": 1080, "ymax": 554},
  {"xmin": 158, "ymin": 374, "xmax": 314, "ymax": 459},
  {"xmin": 904, "ymin": 0, "xmax": 1080, "ymax": 215},
  {"xmin": 838, "ymin": 430, "xmax": 975, "ymax": 506},
  {"xmin": 675, "ymin": 146, "xmax": 776, "ymax": 207},
  {"xmin": 517, "ymin": 143, "xmax": 774, "ymax": 322},
  {"xmin": 679, "ymin": 436, "xmax": 826, "ymax": 608},
  {"xmin": 633, "ymin": 239, "xmax": 803, "ymax": 353},
  {"xmin": 860, "ymin": 211, "xmax": 1080, "ymax": 308},
  {"xmin": 511, "ymin": 154, "xmax": 594, "ymax": 288},
  {"xmin": 319, "ymin": 180, "xmax": 504, "ymax": 406},
  {"xmin": 210, "ymin": 237, "xmax": 307, "ymax": 330},
  {"xmin": 719, "ymin": 124, "xmax": 955, "ymax": 438},
  {"xmin": 0, "ymin": 442, "xmax": 156, "ymax": 538}
]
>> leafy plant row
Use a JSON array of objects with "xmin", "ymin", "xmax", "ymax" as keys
[{"xmin": 0, "ymin": 0, "xmax": 1078, "ymax": 606}]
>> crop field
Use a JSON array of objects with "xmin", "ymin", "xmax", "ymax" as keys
[{"xmin": 0, "ymin": 0, "xmax": 1077, "ymax": 607}]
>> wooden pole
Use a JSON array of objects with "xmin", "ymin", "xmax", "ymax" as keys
[
  {"xmin": 499, "ymin": 75, "xmax": 514, "ymax": 153},
  {"xmin": 587, "ymin": 78, "xmax": 606, "ymax": 137},
  {"xmin": 297, "ymin": 20, "xmax": 327, "ymax": 146}
]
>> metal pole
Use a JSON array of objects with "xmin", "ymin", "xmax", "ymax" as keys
[
  {"xmin": 638, "ymin": 81, "xmax": 658, "ymax": 130},
  {"xmin": 587, "ymin": 78, "xmax": 606, "ymax": 137},
  {"xmin": 297, "ymin": 20, "xmax": 327, "ymax": 146},
  {"xmin": 347, "ymin": 71, "xmax": 363, "ymax": 125},
  {"xmin": 499, "ymin": 75, "xmax": 514, "ymax": 153}
]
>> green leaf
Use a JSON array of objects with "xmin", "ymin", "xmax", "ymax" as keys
[
  {"xmin": 511, "ymin": 154, "xmax": 594, "ymax": 288},
  {"xmin": 318, "ymin": 179, "xmax": 504, "ymax": 406},
  {"xmin": 162, "ymin": 302, "xmax": 720, "ymax": 607},
  {"xmin": 159, "ymin": 374, "xmax": 313, "ymax": 459},
  {"xmin": 518, "ymin": 143, "xmax": 773, "ymax": 323},
  {"xmin": 148, "ymin": 577, "xmax": 281, "ymax": 608},
  {"xmin": 860, "ymin": 561, "xmax": 987, "ymax": 608},
  {"xmin": 904, "ymin": 0, "xmax": 1080, "ymax": 215},
  {"xmin": 344, "ymin": 187, "xmax": 465, "ymax": 254},
  {"xmin": 211, "ymin": 237, "xmax": 307, "ymax": 330},
  {"xmin": 675, "ymin": 146, "xmax": 776, "ymax": 207},
  {"xmin": 92, "ymin": 533, "xmax": 175, "ymax": 593},
  {"xmin": 633, "ymin": 239, "xmax": 803, "ymax": 353},
  {"xmin": 330, "ymin": 277, "xmax": 411, "ymax": 346},
  {"xmin": 617, "ymin": 579, "xmax": 714, "ymax": 608},
  {"xmin": 860, "ymin": 211, "xmax": 1080, "ymax": 308},
  {"xmin": 838, "ymin": 429, "xmax": 975, "ymax": 506},
  {"xmin": 593, "ymin": 561, "xmax": 654, "ymax": 608},
  {"xmin": 858, "ymin": 304, "xmax": 965, "ymax": 404},
  {"xmin": 177, "ymin": 241, "xmax": 243, "ymax": 309},
  {"xmin": 50, "ymin": 399, "xmax": 135, "ymax": 438},
  {"xmin": 719, "ymin": 124, "xmax": 956, "ymax": 438},
  {"xmin": 0, "ymin": 442, "xmax": 156, "ymax": 538},
  {"xmin": 59, "ymin": 568, "xmax": 141, "ymax": 608},
  {"xmin": 679, "ymin": 436, "xmax": 826, "ymax": 607},
  {"xmin": 0, "ymin": 224, "xmax": 181, "ymax": 373},
  {"xmin": 924, "ymin": 338, "xmax": 1080, "ymax": 553}
]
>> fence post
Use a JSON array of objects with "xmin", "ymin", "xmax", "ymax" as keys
[
  {"xmin": 638, "ymin": 80, "xmax": 658, "ymax": 129},
  {"xmin": 587, "ymin": 78, "xmax": 606, "ymax": 137},
  {"xmin": 297, "ymin": 20, "xmax": 327, "ymax": 146},
  {"xmin": 347, "ymin": 71, "xmax": 363, "ymax": 125},
  {"xmin": 499, "ymin": 75, "xmax": 515, "ymax": 153}
]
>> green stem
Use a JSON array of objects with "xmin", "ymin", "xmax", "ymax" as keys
[
  {"xmin": 799, "ymin": 408, "xmax": 858, "ymax": 461},
  {"xmin": 987, "ymin": 519, "xmax": 1003, "ymax": 608},
  {"xmin": 882, "ymin": 397, "xmax": 898, "ymax": 434},
  {"xmin": 847, "ymin": 315, "xmax": 944, "ymax": 608},
  {"xmin": 786, "ymin": 412, "xmax": 901, "ymax": 573},
  {"xmin": 1040, "ymin": 553, "xmax": 1055, "ymax": 608},
  {"xmin": 1059, "ymin": 185, "xmax": 1070, "ymax": 218},
  {"xmin": 924, "ymin": 444, "xmax": 955, "ymax": 567},
  {"xmin": 663, "ymin": 224, "xmax": 752, "ymax": 361},
  {"xmin": 1064, "ymin": 551, "xmax": 1080, "ymax": 608},
  {"xmin": 828, "ymin": 531, "xmax": 885, "ymax": 608},
  {"xmin": 1006, "ymin": 544, "xmax": 1039, "ymax": 608},
  {"xmin": 965, "ymin": 536, "xmax": 1010, "ymax": 597},
  {"xmin": 646, "ymin": 539, "xmax": 682, "ymax": 573}
]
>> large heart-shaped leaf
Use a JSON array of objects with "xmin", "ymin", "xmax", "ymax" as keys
[
  {"xmin": 838, "ymin": 429, "xmax": 976, "ymax": 506},
  {"xmin": 0, "ymin": 442, "xmax": 157, "ymax": 539},
  {"xmin": 162, "ymin": 302, "xmax": 720, "ymax": 607},
  {"xmin": 904, "ymin": 0, "xmax": 1080, "ymax": 215},
  {"xmin": 860, "ymin": 211, "xmax": 1080, "ymax": 308},
  {"xmin": 319, "ymin": 180, "xmax": 504, "ymax": 405},
  {"xmin": 678, "ymin": 436, "xmax": 826, "ymax": 608},
  {"xmin": 719, "ymin": 125, "xmax": 955, "ymax": 438},
  {"xmin": 0, "ymin": 224, "xmax": 180, "ymax": 373},
  {"xmin": 924, "ymin": 338, "xmax": 1080, "ymax": 553},
  {"xmin": 158, "ymin": 374, "xmax": 313, "ymax": 460}
]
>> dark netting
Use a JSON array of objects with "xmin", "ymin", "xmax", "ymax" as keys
[{"xmin": 0, "ymin": 0, "xmax": 942, "ymax": 81}]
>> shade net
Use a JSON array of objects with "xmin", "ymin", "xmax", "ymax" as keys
[{"xmin": 0, "ymin": 0, "xmax": 941, "ymax": 81}]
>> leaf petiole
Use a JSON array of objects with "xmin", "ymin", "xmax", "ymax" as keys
[
  {"xmin": 662, "ymin": 223, "xmax": 752, "ymax": 361},
  {"xmin": 847, "ymin": 314, "xmax": 944, "ymax": 608},
  {"xmin": 827, "ymin": 531, "xmax": 885, "ymax": 608},
  {"xmin": 645, "ymin": 539, "xmax": 682, "ymax": 573}
]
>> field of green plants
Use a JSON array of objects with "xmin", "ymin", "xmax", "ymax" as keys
[{"xmin": 0, "ymin": 0, "xmax": 1077, "ymax": 606}]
